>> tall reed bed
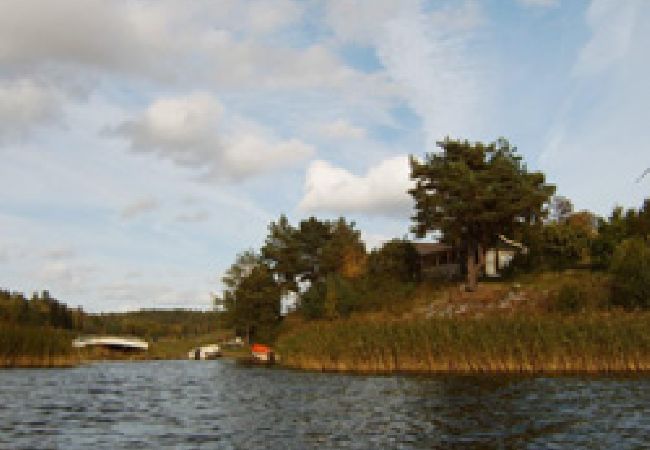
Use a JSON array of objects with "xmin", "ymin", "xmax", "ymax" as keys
[
  {"xmin": 276, "ymin": 313, "xmax": 650, "ymax": 373},
  {"xmin": 0, "ymin": 323, "xmax": 77, "ymax": 367}
]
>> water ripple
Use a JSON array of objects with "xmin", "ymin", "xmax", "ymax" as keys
[{"xmin": 1, "ymin": 361, "xmax": 650, "ymax": 449}]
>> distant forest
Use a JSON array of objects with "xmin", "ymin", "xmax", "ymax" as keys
[{"xmin": 0, "ymin": 289, "xmax": 221, "ymax": 339}]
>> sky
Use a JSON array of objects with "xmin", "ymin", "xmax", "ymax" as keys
[{"xmin": 1, "ymin": 0, "xmax": 649, "ymax": 312}]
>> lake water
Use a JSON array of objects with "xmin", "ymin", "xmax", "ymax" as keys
[{"xmin": 1, "ymin": 360, "xmax": 649, "ymax": 449}]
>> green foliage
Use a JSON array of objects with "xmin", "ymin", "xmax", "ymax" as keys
[
  {"xmin": 261, "ymin": 215, "xmax": 366, "ymax": 292},
  {"xmin": 410, "ymin": 137, "xmax": 555, "ymax": 289},
  {"xmin": 82, "ymin": 310, "xmax": 223, "ymax": 339},
  {"xmin": 0, "ymin": 323, "xmax": 72, "ymax": 358},
  {"xmin": 592, "ymin": 200, "xmax": 650, "ymax": 269},
  {"xmin": 591, "ymin": 207, "xmax": 632, "ymax": 269},
  {"xmin": 504, "ymin": 211, "xmax": 594, "ymax": 275},
  {"xmin": 0, "ymin": 289, "xmax": 81, "ymax": 329},
  {"xmin": 550, "ymin": 278, "xmax": 610, "ymax": 313},
  {"xmin": 323, "ymin": 274, "xmax": 340, "ymax": 320},
  {"xmin": 609, "ymin": 238, "xmax": 650, "ymax": 310},
  {"xmin": 298, "ymin": 273, "xmax": 417, "ymax": 320},
  {"xmin": 538, "ymin": 222, "xmax": 588, "ymax": 271},
  {"xmin": 300, "ymin": 274, "xmax": 359, "ymax": 320},
  {"xmin": 220, "ymin": 252, "xmax": 282, "ymax": 343},
  {"xmin": 300, "ymin": 281, "xmax": 327, "ymax": 320},
  {"xmin": 367, "ymin": 239, "xmax": 420, "ymax": 282}
]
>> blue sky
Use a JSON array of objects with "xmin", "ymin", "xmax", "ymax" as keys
[{"xmin": 1, "ymin": 0, "xmax": 648, "ymax": 311}]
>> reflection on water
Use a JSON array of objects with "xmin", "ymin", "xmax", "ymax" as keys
[{"xmin": 1, "ymin": 361, "xmax": 649, "ymax": 449}]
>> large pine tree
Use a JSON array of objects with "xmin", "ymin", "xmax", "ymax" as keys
[{"xmin": 409, "ymin": 138, "xmax": 555, "ymax": 290}]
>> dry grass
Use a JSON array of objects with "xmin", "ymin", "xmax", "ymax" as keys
[
  {"xmin": 0, "ymin": 355, "xmax": 79, "ymax": 368},
  {"xmin": 276, "ymin": 312, "xmax": 650, "ymax": 374},
  {"xmin": 1, "ymin": 323, "xmax": 73, "ymax": 359}
]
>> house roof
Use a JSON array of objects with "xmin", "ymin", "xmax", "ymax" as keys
[
  {"xmin": 497, "ymin": 235, "xmax": 528, "ymax": 252},
  {"xmin": 412, "ymin": 236, "xmax": 527, "ymax": 255},
  {"xmin": 412, "ymin": 242, "xmax": 453, "ymax": 256}
]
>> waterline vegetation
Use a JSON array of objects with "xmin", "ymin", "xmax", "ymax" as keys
[
  {"xmin": 277, "ymin": 313, "xmax": 650, "ymax": 374},
  {"xmin": 0, "ymin": 324, "xmax": 78, "ymax": 368}
]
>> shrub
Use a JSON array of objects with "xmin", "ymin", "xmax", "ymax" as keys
[
  {"xmin": 554, "ymin": 283, "xmax": 584, "ymax": 312},
  {"xmin": 546, "ymin": 273, "xmax": 611, "ymax": 313},
  {"xmin": 609, "ymin": 238, "xmax": 650, "ymax": 309}
]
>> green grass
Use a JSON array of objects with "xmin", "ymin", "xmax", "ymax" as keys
[
  {"xmin": 276, "ymin": 312, "xmax": 650, "ymax": 373},
  {"xmin": 147, "ymin": 331, "xmax": 234, "ymax": 359}
]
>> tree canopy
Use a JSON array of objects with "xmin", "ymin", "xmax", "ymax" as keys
[
  {"xmin": 220, "ymin": 250, "xmax": 281, "ymax": 343},
  {"xmin": 261, "ymin": 215, "xmax": 366, "ymax": 293},
  {"xmin": 409, "ymin": 137, "xmax": 555, "ymax": 289}
]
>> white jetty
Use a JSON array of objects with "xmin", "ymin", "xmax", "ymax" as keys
[{"xmin": 73, "ymin": 336, "xmax": 149, "ymax": 351}]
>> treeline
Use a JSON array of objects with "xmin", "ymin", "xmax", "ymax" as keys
[
  {"xmin": 0, "ymin": 289, "xmax": 83, "ymax": 329},
  {"xmin": 0, "ymin": 289, "xmax": 222, "ymax": 339},
  {"xmin": 82, "ymin": 309, "xmax": 223, "ymax": 340},
  {"xmin": 0, "ymin": 290, "xmax": 79, "ymax": 366},
  {"xmin": 510, "ymin": 197, "xmax": 650, "ymax": 310},
  {"xmin": 1, "ymin": 287, "xmax": 224, "ymax": 366},
  {"xmin": 218, "ymin": 216, "xmax": 424, "ymax": 343}
]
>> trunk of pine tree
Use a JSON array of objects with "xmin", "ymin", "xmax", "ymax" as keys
[
  {"xmin": 466, "ymin": 244, "xmax": 478, "ymax": 292},
  {"xmin": 477, "ymin": 242, "xmax": 485, "ymax": 277}
]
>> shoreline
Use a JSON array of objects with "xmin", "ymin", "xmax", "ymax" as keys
[
  {"xmin": 277, "ymin": 359, "xmax": 650, "ymax": 375},
  {"xmin": 0, "ymin": 355, "xmax": 80, "ymax": 369},
  {"xmin": 5, "ymin": 354, "xmax": 650, "ymax": 375}
]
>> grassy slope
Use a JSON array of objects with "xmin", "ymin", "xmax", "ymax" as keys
[{"xmin": 275, "ymin": 271, "xmax": 649, "ymax": 373}]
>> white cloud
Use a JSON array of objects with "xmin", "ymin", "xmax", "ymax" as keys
[
  {"xmin": 317, "ymin": 119, "xmax": 367, "ymax": 140},
  {"xmin": 246, "ymin": 0, "xmax": 303, "ymax": 34},
  {"xmin": 175, "ymin": 210, "xmax": 210, "ymax": 223},
  {"xmin": 96, "ymin": 281, "xmax": 210, "ymax": 311},
  {"xmin": 221, "ymin": 135, "xmax": 314, "ymax": 179},
  {"xmin": 0, "ymin": 79, "xmax": 61, "ymax": 139},
  {"xmin": 117, "ymin": 92, "xmax": 223, "ymax": 168},
  {"xmin": 0, "ymin": 0, "xmax": 377, "ymax": 94},
  {"xmin": 42, "ymin": 247, "xmax": 77, "ymax": 260},
  {"xmin": 430, "ymin": 1, "xmax": 485, "ymax": 30},
  {"xmin": 205, "ymin": 37, "xmax": 374, "ymax": 90},
  {"xmin": 573, "ymin": 0, "xmax": 637, "ymax": 76},
  {"xmin": 114, "ymin": 92, "xmax": 314, "ymax": 181},
  {"xmin": 539, "ymin": 0, "xmax": 650, "ymax": 213},
  {"xmin": 120, "ymin": 197, "xmax": 160, "ymax": 220},
  {"xmin": 377, "ymin": 5, "xmax": 486, "ymax": 144},
  {"xmin": 325, "ymin": 0, "xmax": 487, "ymax": 144},
  {"xmin": 34, "ymin": 259, "xmax": 97, "ymax": 294},
  {"xmin": 299, "ymin": 156, "xmax": 412, "ymax": 216},
  {"xmin": 0, "ymin": 0, "xmax": 163, "ymax": 74},
  {"xmin": 325, "ymin": 0, "xmax": 418, "ymax": 45},
  {"xmin": 516, "ymin": 0, "xmax": 559, "ymax": 7}
]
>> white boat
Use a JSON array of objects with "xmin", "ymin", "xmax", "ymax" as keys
[
  {"xmin": 188, "ymin": 344, "xmax": 221, "ymax": 360},
  {"xmin": 72, "ymin": 336, "xmax": 149, "ymax": 351}
]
